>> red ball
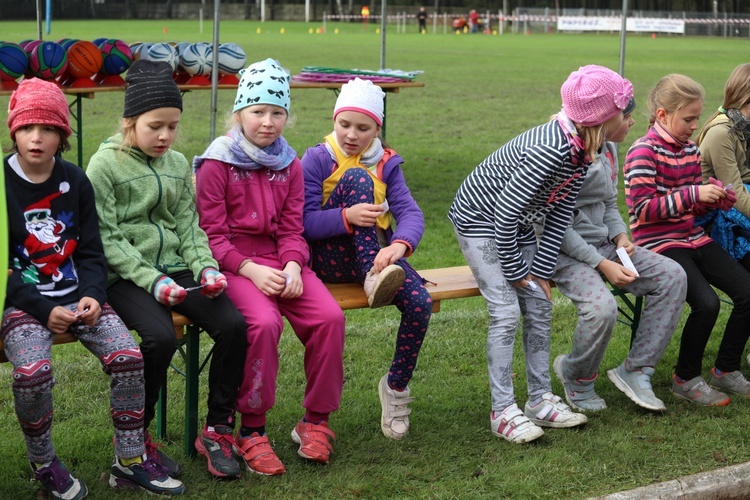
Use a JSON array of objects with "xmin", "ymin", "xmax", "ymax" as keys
[{"xmin": 66, "ymin": 40, "xmax": 103, "ymax": 78}]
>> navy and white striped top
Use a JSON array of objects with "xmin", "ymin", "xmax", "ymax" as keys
[{"xmin": 448, "ymin": 120, "xmax": 589, "ymax": 282}]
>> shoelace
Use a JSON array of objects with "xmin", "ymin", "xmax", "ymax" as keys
[
  {"xmin": 140, "ymin": 456, "xmax": 169, "ymax": 479},
  {"xmin": 145, "ymin": 436, "xmax": 164, "ymax": 457},
  {"xmin": 213, "ymin": 432, "xmax": 237, "ymax": 458}
]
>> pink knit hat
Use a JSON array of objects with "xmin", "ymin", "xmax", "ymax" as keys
[
  {"xmin": 561, "ymin": 65, "xmax": 634, "ymax": 127},
  {"xmin": 7, "ymin": 78, "xmax": 72, "ymax": 140},
  {"xmin": 334, "ymin": 77, "xmax": 385, "ymax": 126}
]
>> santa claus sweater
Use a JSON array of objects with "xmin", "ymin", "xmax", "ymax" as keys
[{"xmin": 3, "ymin": 155, "xmax": 107, "ymax": 325}]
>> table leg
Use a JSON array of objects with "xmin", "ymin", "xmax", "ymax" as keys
[
  {"xmin": 184, "ymin": 324, "xmax": 200, "ymax": 457},
  {"xmin": 66, "ymin": 95, "xmax": 84, "ymax": 169}
]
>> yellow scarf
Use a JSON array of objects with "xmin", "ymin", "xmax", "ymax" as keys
[{"xmin": 322, "ymin": 134, "xmax": 391, "ymax": 230}]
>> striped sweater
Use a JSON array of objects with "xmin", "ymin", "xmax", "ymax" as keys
[
  {"xmin": 448, "ymin": 119, "xmax": 588, "ymax": 282},
  {"xmin": 623, "ymin": 122, "xmax": 711, "ymax": 254}
]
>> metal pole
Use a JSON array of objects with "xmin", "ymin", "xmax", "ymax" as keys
[
  {"xmin": 45, "ymin": 0, "xmax": 51, "ymax": 35},
  {"xmin": 618, "ymin": 0, "xmax": 628, "ymax": 76},
  {"xmin": 380, "ymin": 0, "xmax": 387, "ymax": 70},
  {"xmin": 210, "ymin": 0, "xmax": 221, "ymax": 142}
]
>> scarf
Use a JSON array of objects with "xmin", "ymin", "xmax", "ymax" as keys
[
  {"xmin": 324, "ymin": 134, "xmax": 384, "ymax": 170},
  {"xmin": 193, "ymin": 127, "xmax": 297, "ymax": 172},
  {"xmin": 554, "ymin": 110, "xmax": 590, "ymax": 167},
  {"xmin": 725, "ymin": 108, "xmax": 750, "ymax": 143}
]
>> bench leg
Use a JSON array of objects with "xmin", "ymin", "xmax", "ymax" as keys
[{"xmin": 184, "ymin": 324, "xmax": 201, "ymax": 458}]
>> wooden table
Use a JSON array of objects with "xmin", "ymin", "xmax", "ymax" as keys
[{"xmin": 2, "ymin": 80, "xmax": 425, "ymax": 168}]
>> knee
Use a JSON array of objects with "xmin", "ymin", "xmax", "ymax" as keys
[
  {"xmin": 138, "ymin": 329, "xmax": 178, "ymax": 361},
  {"xmin": 246, "ymin": 315, "xmax": 284, "ymax": 344},
  {"xmin": 103, "ymin": 347, "xmax": 144, "ymax": 374},
  {"xmin": 580, "ymin": 297, "xmax": 618, "ymax": 327},
  {"xmin": 695, "ymin": 293, "xmax": 721, "ymax": 319},
  {"xmin": 12, "ymin": 359, "xmax": 53, "ymax": 389}
]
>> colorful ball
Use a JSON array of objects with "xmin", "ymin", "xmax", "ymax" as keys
[
  {"xmin": 99, "ymin": 39, "xmax": 132, "ymax": 75},
  {"xmin": 65, "ymin": 40, "xmax": 103, "ymax": 78},
  {"xmin": 29, "ymin": 41, "xmax": 68, "ymax": 80},
  {"xmin": 141, "ymin": 42, "xmax": 178, "ymax": 71},
  {"xmin": 131, "ymin": 42, "xmax": 153, "ymax": 61},
  {"xmin": 0, "ymin": 42, "xmax": 29, "ymax": 80},
  {"xmin": 217, "ymin": 43, "xmax": 246, "ymax": 75},
  {"xmin": 179, "ymin": 42, "xmax": 212, "ymax": 77},
  {"xmin": 60, "ymin": 39, "xmax": 79, "ymax": 51},
  {"xmin": 22, "ymin": 40, "xmax": 43, "ymax": 56},
  {"xmin": 92, "ymin": 37, "xmax": 108, "ymax": 48}
]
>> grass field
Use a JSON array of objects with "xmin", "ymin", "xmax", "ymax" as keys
[{"xmin": 0, "ymin": 20, "xmax": 749, "ymax": 499}]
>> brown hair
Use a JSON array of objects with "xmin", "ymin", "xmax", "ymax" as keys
[
  {"xmin": 2, "ymin": 127, "xmax": 71, "ymax": 156},
  {"xmin": 647, "ymin": 74, "xmax": 704, "ymax": 126},
  {"xmin": 699, "ymin": 63, "xmax": 750, "ymax": 136}
]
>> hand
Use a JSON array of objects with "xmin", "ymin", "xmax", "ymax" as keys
[
  {"xmin": 200, "ymin": 268, "xmax": 228, "ymax": 298},
  {"xmin": 280, "ymin": 261, "xmax": 303, "ymax": 299},
  {"xmin": 239, "ymin": 261, "xmax": 286, "ymax": 296},
  {"xmin": 613, "ymin": 234, "xmax": 636, "ymax": 257},
  {"xmin": 718, "ymin": 187, "xmax": 737, "ymax": 211},
  {"xmin": 512, "ymin": 274, "xmax": 551, "ymax": 301},
  {"xmin": 152, "ymin": 276, "xmax": 187, "ymax": 306},
  {"xmin": 345, "ymin": 203, "xmax": 385, "ymax": 228},
  {"xmin": 597, "ymin": 259, "xmax": 637, "ymax": 288},
  {"xmin": 697, "ymin": 184, "xmax": 727, "ymax": 204},
  {"xmin": 372, "ymin": 243, "xmax": 408, "ymax": 273},
  {"xmin": 47, "ymin": 306, "xmax": 77, "ymax": 335},
  {"xmin": 75, "ymin": 297, "xmax": 101, "ymax": 326}
]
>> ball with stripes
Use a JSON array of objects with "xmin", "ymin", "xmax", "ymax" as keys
[
  {"xmin": 0, "ymin": 42, "xmax": 29, "ymax": 80},
  {"xmin": 66, "ymin": 40, "xmax": 103, "ymax": 78},
  {"xmin": 141, "ymin": 42, "xmax": 178, "ymax": 72},
  {"xmin": 217, "ymin": 43, "xmax": 246, "ymax": 75},
  {"xmin": 99, "ymin": 39, "xmax": 132, "ymax": 75},
  {"xmin": 29, "ymin": 41, "xmax": 68, "ymax": 80},
  {"xmin": 179, "ymin": 42, "xmax": 212, "ymax": 76}
]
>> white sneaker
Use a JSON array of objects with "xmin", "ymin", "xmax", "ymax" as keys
[
  {"xmin": 490, "ymin": 403, "xmax": 544, "ymax": 444},
  {"xmin": 524, "ymin": 392, "xmax": 588, "ymax": 428},
  {"xmin": 363, "ymin": 265, "xmax": 405, "ymax": 308},
  {"xmin": 378, "ymin": 375, "xmax": 414, "ymax": 440}
]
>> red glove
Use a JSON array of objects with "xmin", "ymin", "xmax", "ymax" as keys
[{"xmin": 200, "ymin": 268, "xmax": 228, "ymax": 298}]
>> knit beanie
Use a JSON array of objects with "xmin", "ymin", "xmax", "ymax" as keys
[
  {"xmin": 334, "ymin": 77, "xmax": 385, "ymax": 126},
  {"xmin": 7, "ymin": 78, "xmax": 72, "ymax": 140},
  {"xmin": 561, "ymin": 65, "xmax": 634, "ymax": 127},
  {"xmin": 123, "ymin": 59, "xmax": 183, "ymax": 118},
  {"xmin": 233, "ymin": 58, "xmax": 290, "ymax": 113}
]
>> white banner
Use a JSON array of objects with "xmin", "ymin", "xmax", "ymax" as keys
[{"xmin": 558, "ymin": 16, "xmax": 685, "ymax": 34}]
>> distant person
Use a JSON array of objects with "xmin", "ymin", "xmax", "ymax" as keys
[
  {"xmin": 551, "ymin": 97, "xmax": 687, "ymax": 413},
  {"xmin": 449, "ymin": 65, "xmax": 634, "ymax": 444},
  {"xmin": 361, "ymin": 4, "xmax": 370, "ymax": 28},
  {"xmin": 417, "ymin": 6, "xmax": 428, "ymax": 34},
  {"xmin": 195, "ymin": 58, "xmax": 346, "ymax": 470},
  {"xmin": 624, "ymin": 74, "xmax": 750, "ymax": 406},
  {"xmin": 87, "ymin": 60, "xmax": 248, "ymax": 479},
  {"xmin": 696, "ymin": 63, "xmax": 750, "ymax": 268},
  {"xmin": 469, "ymin": 9, "xmax": 480, "ymax": 33},
  {"xmin": 301, "ymin": 77, "xmax": 433, "ymax": 441},
  {"xmin": 2, "ymin": 78, "xmax": 184, "ymax": 497}
]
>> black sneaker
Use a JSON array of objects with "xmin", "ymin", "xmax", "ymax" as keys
[
  {"xmin": 33, "ymin": 456, "xmax": 88, "ymax": 499},
  {"xmin": 109, "ymin": 455, "xmax": 185, "ymax": 495},
  {"xmin": 145, "ymin": 432, "xmax": 182, "ymax": 478},
  {"xmin": 194, "ymin": 424, "xmax": 242, "ymax": 478}
]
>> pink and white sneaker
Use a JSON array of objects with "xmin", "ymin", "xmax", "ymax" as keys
[{"xmin": 490, "ymin": 403, "xmax": 544, "ymax": 444}]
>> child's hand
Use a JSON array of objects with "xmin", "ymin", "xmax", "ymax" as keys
[
  {"xmin": 200, "ymin": 268, "xmax": 228, "ymax": 298},
  {"xmin": 240, "ymin": 262, "xmax": 287, "ymax": 296},
  {"xmin": 372, "ymin": 243, "xmax": 407, "ymax": 273},
  {"xmin": 597, "ymin": 259, "xmax": 637, "ymax": 287},
  {"xmin": 345, "ymin": 203, "xmax": 385, "ymax": 228},
  {"xmin": 47, "ymin": 306, "xmax": 77, "ymax": 335},
  {"xmin": 513, "ymin": 275, "xmax": 551, "ymax": 300},
  {"xmin": 152, "ymin": 276, "xmax": 187, "ymax": 306},
  {"xmin": 75, "ymin": 297, "xmax": 101, "ymax": 326},
  {"xmin": 613, "ymin": 234, "xmax": 635, "ymax": 256},
  {"xmin": 280, "ymin": 262, "xmax": 303, "ymax": 299},
  {"xmin": 698, "ymin": 184, "xmax": 727, "ymax": 204}
]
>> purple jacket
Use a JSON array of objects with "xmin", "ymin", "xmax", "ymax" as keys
[{"xmin": 301, "ymin": 144, "xmax": 425, "ymax": 255}]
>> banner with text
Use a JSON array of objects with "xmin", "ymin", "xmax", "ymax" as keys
[{"xmin": 557, "ymin": 16, "xmax": 685, "ymax": 34}]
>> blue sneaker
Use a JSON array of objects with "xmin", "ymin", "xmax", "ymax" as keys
[
  {"xmin": 33, "ymin": 456, "xmax": 88, "ymax": 500},
  {"xmin": 109, "ymin": 455, "xmax": 185, "ymax": 495},
  {"xmin": 607, "ymin": 364, "xmax": 666, "ymax": 411}
]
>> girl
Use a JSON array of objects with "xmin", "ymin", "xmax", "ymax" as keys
[
  {"xmin": 87, "ymin": 60, "xmax": 248, "ymax": 479},
  {"xmin": 195, "ymin": 58, "xmax": 345, "ymax": 471},
  {"xmin": 624, "ymin": 74, "xmax": 750, "ymax": 406},
  {"xmin": 3, "ymin": 78, "xmax": 183, "ymax": 497},
  {"xmin": 696, "ymin": 64, "xmax": 750, "ymax": 269},
  {"xmin": 449, "ymin": 65, "xmax": 633, "ymax": 444},
  {"xmin": 301, "ymin": 77, "xmax": 432, "ymax": 441},
  {"xmin": 551, "ymin": 97, "xmax": 688, "ymax": 413}
]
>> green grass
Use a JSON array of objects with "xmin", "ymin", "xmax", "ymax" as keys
[{"xmin": 1, "ymin": 20, "xmax": 748, "ymax": 499}]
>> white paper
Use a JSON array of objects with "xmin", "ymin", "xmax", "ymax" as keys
[
  {"xmin": 616, "ymin": 247, "xmax": 639, "ymax": 276},
  {"xmin": 281, "ymin": 272, "xmax": 292, "ymax": 286},
  {"xmin": 380, "ymin": 199, "xmax": 389, "ymax": 214}
]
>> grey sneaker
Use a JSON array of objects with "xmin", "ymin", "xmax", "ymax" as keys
[
  {"xmin": 708, "ymin": 368, "xmax": 750, "ymax": 397},
  {"xmin": 363, "ymin": 265, "xmax": 405, "ymax": 308},
  {"xmin": 553, "ymin": 354, "xmax": 607, "ymax": 411},
  {"xmin": 671, "ymin": 375, "xmax": 731, "ymax": 406},
  {"xmin": 378, "ymin": 374, "xmax": 414, "ymax": 440},
  {"xmin": 607, "ymin": 364, "xmax": 666, "ymax": 411},
  {"xmin": 523, "ymin": 392, "xmax": 588, "ymax": 428}
]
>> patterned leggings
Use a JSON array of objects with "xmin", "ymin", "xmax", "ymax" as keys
[
  {"xmin": 1, "ymin": 303, "xmax": 145, "ymax": 463},
  {"xmin": 310, "ymin": 167, "xmax": 432, "ymax": 390}
]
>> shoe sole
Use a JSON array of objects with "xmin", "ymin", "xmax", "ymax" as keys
[
  {"xmin": 109, "ymin": 475, "xmax": 185, "ymax": 495},
  {"xmin": 368, "ymin": 266, "xmax": 405, "ymax": 308},
  {"xmin": 290, "ymin": 429, "xmax": 330, "ymax": 464},
  {"xmin": 194, "ymin": 437, "xmax": 242, "ymax": 479},
  {"xmin": 234, "ymin": 443, "xmax": 286, "ymax": 476},
  {"xmin": 607, "ymin": 369, "xmax": 666, "ymax": 412},
  {"xmin": 491, "ymin": 426, "xmax": 544, "ymax": 444},
  {"xmin": 378, "ymin": 376, "xmax": 408, "ymax": 440},
  {"xmin": 670, "ymin": 388, "xmax": 731, "ymax": 407}
]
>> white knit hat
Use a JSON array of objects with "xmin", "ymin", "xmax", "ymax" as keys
[{"xmin": 333, "ymin": 77, "xmax": 385, "ymax": 126}]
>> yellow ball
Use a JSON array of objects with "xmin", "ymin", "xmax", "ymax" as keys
[
  {"xmin": 376, "ymin": 28, "xmax": 381, "ymax": 34},
  {"xmin": 309, "ymin": 27, "xmax": 314, "ymax": 34},
  {"xmin": 421, "ymin": 29, "xmax": 426, "ymax": 35},
  {"xmin": 316, "ymin": 27, "xmax": 321, "ymax": 34},
  {"xmin": 463, "ymin": 26, "xmax": 468, "ymax": 33},
  {"xmin": 256, "ymin": 27, "xmax": 261, "ymax": 34},
  {"xmin": 335, "ymin": 28, "xmax": 339, "ymax": 34},
  {"xmin": 493, "ymin": 30, "xmax": 498, "ymax": 35},
  {"xmin": 280, "ymin": 28, "xmax": 285, "ymax": 34},
  {"xmin": 455, "ymin": 29, "xmax": 460, "ymax": 35}
]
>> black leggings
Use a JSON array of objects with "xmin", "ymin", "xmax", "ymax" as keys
[
  {"xmin": 663, "ymin": 242, "xmax": 750, "ymax": 379},
  {"xmin": 107, "ymin": 269, "xmax": 247, "ymax": 429}
]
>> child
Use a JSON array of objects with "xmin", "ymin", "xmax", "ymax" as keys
[
  {"xmin": 624, "ymin": 74, "xmax": 750, "ymax": 406},
  {"xmin": 550, "ymin": 97, "xmax": 688, "ymax": 413},
  {"xmin": 301, "ymin": 77, "xmax": 432, "ymax": 440},
  {"xmin": 696, "ymin": 63, "xmax": 750, "ymax": 269},
  {"xmin": 2, "ymin": 78, "xmax": 184, "ymax": 497},
  {"xmin": 195, "ymin": 58, "xmax": 345, "ymax": 470},
  {"xmin": 448, "ymin": 65, "xmax": 633, "ymax": 444},
  {"xmin": 86, "ymin": 60, "xmax": 248, "ymax": 479}
]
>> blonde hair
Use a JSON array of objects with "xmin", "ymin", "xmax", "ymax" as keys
[
  {"xmin": 647, "ymin": 74, "xmax": 704, "ymax": 126},
  {"xmin": 118, "ymin": 115, "xmax": 182, "ymax": 153},
  {"xmin": 700, "ymin": 63, "xmax": 750, "ymax": 135},
  {"xmin": 576, "ymin": 123, "xmax": 606, "ymax": 160}
]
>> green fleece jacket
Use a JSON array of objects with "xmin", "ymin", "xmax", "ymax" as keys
[
  {"xmin": 86, "ymin": 134, "xmax": 218, "ymax": 292},
  {"xmin": 698, "ymin": 113, "xmax": 750, "ymax": 218}
]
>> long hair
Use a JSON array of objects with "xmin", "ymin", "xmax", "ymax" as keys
[
  {"xmin": 647, "ymin": 74, "xmax": 704, "ymax": 126},
  {"xmin": 699, "ymin": 63, "xmax": 750, "ymax": 137}
]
